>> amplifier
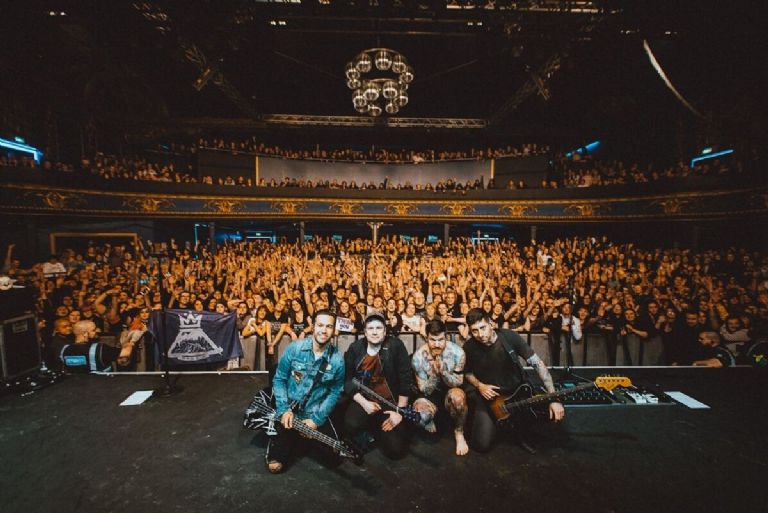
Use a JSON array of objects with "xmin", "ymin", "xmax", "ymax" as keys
[
  {"xmin": 0, "ymin": 314, "xmax": 41, "ymax": 381},
  {"xmin": 0, "ymin": 287, "xmax": 35, "ymax": 319}
]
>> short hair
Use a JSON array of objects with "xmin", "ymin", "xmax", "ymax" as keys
[
  {"xmin": 466, "ymin": 308, "xmax": 490, "ymax": 327},
  {"xmin": 698, "ymin": 331, "xmax": 720, "ymax": 346},
  {"xmin": 424, "ymin": 319, "xmax": 446, "ymax": 337},
  {"xmin": 73, "ymin": 320, "xmax": 96, "ymax": 337},
  {"xmin": 313, "ymin": 308, "xmax": 337, "ymax": 323},
  {"xmin": 53, "ymin": 318, "xmax": 71, "ymax": 333}
]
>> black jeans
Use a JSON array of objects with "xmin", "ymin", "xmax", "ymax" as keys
[
  {"xmin": 466, "ymin": 389, "xmax": 496, "ymax": 453},
  {"xmin": 343, "ymin": 401, "xmax": 408, "ymax": 459},
  {"xmin": 266, "ymin": 419, "xmax": 341, "ymax": 467}
]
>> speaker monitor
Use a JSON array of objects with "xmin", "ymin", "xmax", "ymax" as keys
[{"xmin": 0, "ymin": 314, "xmax": 41, "ymax": 381}]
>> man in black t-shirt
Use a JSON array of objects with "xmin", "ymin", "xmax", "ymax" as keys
[
  {"xmin": 692, "ymin": 331, "xmax": 736, "ymax": 367},
  {"xmin": 463, "ymin": 308, "xmax": 564, "ymax": 453}
]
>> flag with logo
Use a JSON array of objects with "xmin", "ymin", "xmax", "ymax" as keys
[{"xmin": 149, "ymin": 310, "xmax": 243, "ymax": 365}]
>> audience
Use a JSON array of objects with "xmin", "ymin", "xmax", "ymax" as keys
[
  {"xmin": 196, "ymin": 137, "xmax": 549, "ymax": 163},
  {"xmin": 556, "ymin": 154, "xmax": 746, "ymax": 188},
  {"xmin": 4, "ymin": 234, "xmax": 766, "ymax": 372},
  {"xmin": 3, "ymin": 142, "xmax": 754, "ymax": 191}
]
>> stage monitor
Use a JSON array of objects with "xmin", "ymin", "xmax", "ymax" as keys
[{"xmin": 0, "ymin": 314, "xmax": 41, "ymax": 381}]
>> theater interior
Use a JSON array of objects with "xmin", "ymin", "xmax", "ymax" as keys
[{"xmin": 0, "ymin": 2, "xmax": 766, "ymax": 512}]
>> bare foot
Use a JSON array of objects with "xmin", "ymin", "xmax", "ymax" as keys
[
  {"xmin": 455, "ymin": 431, "xmax": 469, "ymax": 456},
  {"xmin": 266, "ymin": 460, "xmax": 283, "ymax": 474}
]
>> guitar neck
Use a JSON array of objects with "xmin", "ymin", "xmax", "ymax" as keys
[
  {"xmin": 252, "ymin": 403, "xmax": 341, "ymax": 452},
  {"xmin": 292, "ymin": 421, "xmax": 341, "ymax": 450},
  {"xmin": 352, "ymin": 378, "xmax": 401, "ymax": 412},
  {"xmin": 512, "ymin": 382, "xmax": 594, "ymax": 409}
]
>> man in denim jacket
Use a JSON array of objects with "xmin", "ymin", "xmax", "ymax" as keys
[{"xmin": 267, "ymin": 309, "xmax": 345, "ymax": 473}]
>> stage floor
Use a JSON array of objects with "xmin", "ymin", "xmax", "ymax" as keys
[{"xmin": 1, "ymin": 368, "xmax": 766, "ymax": 513}]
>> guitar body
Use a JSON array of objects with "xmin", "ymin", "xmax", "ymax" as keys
[
  {"xmin": 351, "ymin": 378, "xmax": 433, "ymax": 430},
  {"xmin": 490, "ymin": 383, "xmax": 538, "ymax": 423},
  {"xmin": 489, "ymin": 381, "xmax": 598, "ymax": 426},
  {"xmin": 243, "ymin": 387, "xmax": 363, "ymax": 463}
]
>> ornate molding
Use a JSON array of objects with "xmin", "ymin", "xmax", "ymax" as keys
[
  {"xmin": 651, "ymin": 198, "xmax": 688, "ymax": 215},
  {"xmin": 385, "ymin": 203, "xmax": 419, "ymax": 216},
  {"xmin": 563, "ymin": 203, "xmax": 608, "ymax": 217},
  {"xmin": 440, "ymin": 202, "xmax": 475, "ymax": 216},
  {"xmin": 122, "ymin": 197, "xmax": 175, "ymax": 213},
  {"xmin": 3, "ymin": 182, "xmax": 765, "ymax": 221},
  {"xmin": 270, "ymin": 201, "xmax": 306, "ymax": 214},
  {"xmin": 28, "ymin": 191, "xmax": 85, "ymax": 210},
  {"xmin": 329, "ymin": 202, "xmax": 363, "ymax": 215},
  {"xmin": 203, "ymin": 199, "xmax": 246, "ymax": 214},
  {"xmin": 499, "ymin": 203, "xmax": 537, "ymax": 217}
]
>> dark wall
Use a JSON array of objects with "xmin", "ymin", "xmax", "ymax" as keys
[{"xmin": 493, "ymin": 155, "xmax": 550, "ymax": 188}]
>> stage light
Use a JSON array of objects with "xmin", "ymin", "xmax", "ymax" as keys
[
  {"xmin": 0, "ymin": 137, "xmax": 43, "ymax": 163},
  {"xmin": 193, "ymin": 68, "xmax": 214, "ymax": 91},
  {"xmin": 565, "ymin": 140, "xmax": 601, "ymax": 158},
  {"xmin": 690, "ymin": 149, "xmax": 733, "ymax": 168}
]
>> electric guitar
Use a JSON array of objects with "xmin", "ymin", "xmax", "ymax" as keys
[
  {"xmin": 489, "ymin": 376, "xmax": 631, "ymax": 423},
  {"xmin": 352, "ymin": 378, "xmax": 433, "ymax": 430},
  {"xmin": 243, "ymin": 388, "xmax": 363, "ymax": 463}
]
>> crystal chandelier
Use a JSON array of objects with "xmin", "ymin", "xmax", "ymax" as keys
[{"xmin": 345, "ymin": 48, "xmax": 414, "ymax": 117}]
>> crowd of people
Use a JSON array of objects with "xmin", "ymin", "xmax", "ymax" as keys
[
  {"xmin": 3, "ymin": 141, "xmax": 753, "ymax": 192},
  {"xmin": 3, "ymin": 233, "xmax": 766, "ymax": 377},
  {"xmin": 557, "ymin": 155, "xmax": 745, "ymax": 188},
  {"xmin": 257, "ymin": 176, "xmax": 485, "ymax": 192},
  {"xmin": 196, "ymin": 137, "xmax": 550, "ymax": 164}
]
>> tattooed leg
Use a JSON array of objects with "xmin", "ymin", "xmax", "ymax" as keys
[{"xmin": 445, "ymin": 388, "xmax": 468, "ymax": 456}]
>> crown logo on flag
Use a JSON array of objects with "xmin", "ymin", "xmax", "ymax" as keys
[{"xmin": 179, "ymin": 312, "xmax": 202, "ymax": 330}]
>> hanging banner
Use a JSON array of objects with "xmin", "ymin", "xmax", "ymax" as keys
[{"xmin": 150, "ymin": 310, "xmax": 243, "ymax": 365}]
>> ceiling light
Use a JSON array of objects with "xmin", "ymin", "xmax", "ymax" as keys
[{"xmin": 345, "ymin": 48, "xmax": 413, "ymax": 117}]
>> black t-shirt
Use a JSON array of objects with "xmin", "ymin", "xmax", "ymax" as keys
[
  {"xmin": 268, "ymin": 311, "xmax": 290, "ymax": 335},
  {"xmin": 709, "ymin": 345, "xmax": 736, "ymax": 367},
  {"xmin": 290, "ymin": 312, "xmax": 309, "ymax": 335},
  {"xmin": 464, "ymin": 329, "xmax": 534, "ymax": 393},
  {"xmin": 61, "ymin": 342, "xmax": 121, "ymax": 373}
]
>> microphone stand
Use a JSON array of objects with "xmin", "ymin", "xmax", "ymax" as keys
[{"xmin": 151, "ymin": 249, "xmax": 183, "ymax": 397}]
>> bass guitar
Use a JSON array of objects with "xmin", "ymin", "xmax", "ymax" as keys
[
  {"xmin": 352, "ymin": 378, "xmax": 433, "ymax": 430},
  {"xmin": 243, "ymin": 388, "xmax": 363, "ymax": 463},
  {"xmin": 489, "ymin": 376, "xmax": 630, "ymax": 424}
]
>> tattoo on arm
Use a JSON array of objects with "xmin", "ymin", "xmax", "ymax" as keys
[
  {"xmin": 528, "ymin": 354, "xmax": 556, "ymax": 393},
  {"xmin": 442, "ymin": 350, "xmax": 465, "ymax": 388}
]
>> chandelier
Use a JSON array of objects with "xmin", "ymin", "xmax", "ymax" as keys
[{"xmin": 345, "ymin": 48, "xmax": 414, "ymax": 117}]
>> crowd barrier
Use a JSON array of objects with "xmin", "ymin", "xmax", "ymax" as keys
[{"xmin": 247, "ymin": 330, "xmax": 667, "ymax": 371}]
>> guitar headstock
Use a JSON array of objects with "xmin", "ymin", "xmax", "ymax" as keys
[
  {"xmin": 401, "ymin": 406, "xmax": 423, "ymax": 425},
  {"xmin": 339, "ymin": 438, "xmax": 365, "ymax": 464},
  {"xmin": 595, "ymin": 375, "xmax": 633, "ymax": 391}
]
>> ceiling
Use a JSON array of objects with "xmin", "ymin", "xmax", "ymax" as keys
[{"xmin": 1, "ymin": 1, "xmax": 763, "ymax": 151}]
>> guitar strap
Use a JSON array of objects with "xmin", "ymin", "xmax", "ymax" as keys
[
  {"xmin": 291, "ymin": 342, "xmax": 334, "ymax": 414},
  {"xmin": 498, "ymin": 332, "xmax": 521, "ymax": 367}
]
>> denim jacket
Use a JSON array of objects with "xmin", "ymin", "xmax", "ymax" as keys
[{"xmin": 272, "ymin": 337, "xmax": 345, "ymax": 427}]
